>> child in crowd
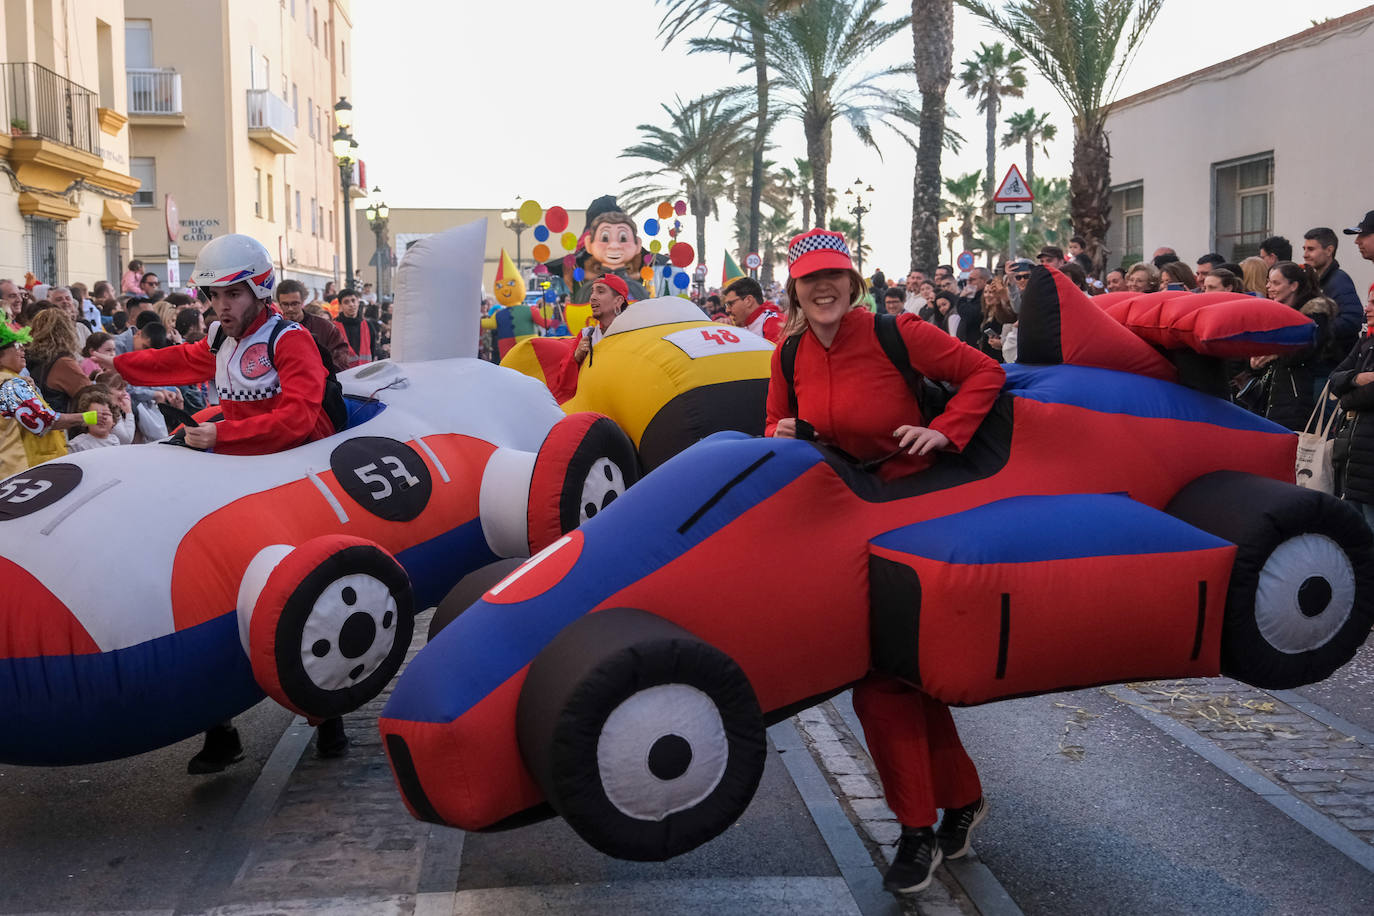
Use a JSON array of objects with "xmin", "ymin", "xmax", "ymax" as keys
[{"xmin": 67, "ymin": 384, "xmax": 127, "ymax": 453}]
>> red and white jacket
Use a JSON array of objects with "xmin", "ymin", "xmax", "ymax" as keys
[
  {"xmin": 114, "ymin": 306, "xmax": 334, "ymax": 455},
  {"xmin": 740, "ymin": 302, "xmax": 785, "ymax": 344}
]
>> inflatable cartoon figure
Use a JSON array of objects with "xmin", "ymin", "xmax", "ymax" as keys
[
  {"xmin": 381, "ymin": 266, "xmax": 1374, "ymax": 862},
  {"xmin": 481, "ymin": 250, "xmax": 556, "ymax": 359}
]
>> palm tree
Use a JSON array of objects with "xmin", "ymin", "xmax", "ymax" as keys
[
  {"xmin": 827, "ymin": 216, "xmax": 872, "ymax": 265},
  {"xmin": 760, "ymin": 208, "xmax": 794, "ymax": 284},
  {"xmin": 909, "ymin": 0, "xmax": 955, "ymax": 274},
  {"xmin": 941, "ymin": 171, "xmax": 982, "ymax": 258},
  {"xmin": 757, "ymin": 0, "xmax": 916, "ymax": 228},
  {"xmin": 958, "ymin": 41, "xmax": 1026, "ymax": 203},
  {"xmin": 620, "ymin": 95, "xmax": 752, "ymax": 264},
  {"xmin": 1001, "ymin": 107, "xmax": 1056, "ymax": 186},
  {"xmin": 791, "ymin": 156, "xmax": 814, "ymax": 228},
  {"xmin": 957, "ymin": 0, "xmax": 1166, "ymax": 274},
  {"xmin": 658, "ymin": 1, "xmax": 773, "ymax": 265}
]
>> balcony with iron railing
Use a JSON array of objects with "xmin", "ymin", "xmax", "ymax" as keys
[
  {"xmin": 3, "ymin": 61, "xmax": 99, "ymax": 154},
  {"xmin": 246, "ymin": 88, "xmax": 296, "ymax": 154},
  {"xmin": 127, "ymin": 68, "xmax": 184, "ymax": 125}
]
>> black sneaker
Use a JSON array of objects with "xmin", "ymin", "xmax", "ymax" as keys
[
  {"xmin": 936, "ymin": 796, "xmax": 988, "ymax": 859},
  {"xmin": 187, "ymin": 723, "xmax": 245, "ymax": 775},
  {"xmin": 315, "ymin": 717, "xmax": 349, "ymax": 759},
  {"xmin": 884, "ymin": 826, "xmax": 943, "ymax": 895}
]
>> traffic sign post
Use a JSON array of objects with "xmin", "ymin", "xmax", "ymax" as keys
[
  {"xmin": 744, "ymin": 252, "xmax": 762, "ymax": 275},
  {"xmin": 992, "ymin": 165, "xmax": 1034, "ymax": 261},
  {"xmin": 956, "ymin": 251, "xmax": 975, "ymax": 273}
]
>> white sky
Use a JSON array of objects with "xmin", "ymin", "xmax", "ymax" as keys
[{"xmin": 352, "ymin": 0, "xmax": 1370, "ymax": 278}]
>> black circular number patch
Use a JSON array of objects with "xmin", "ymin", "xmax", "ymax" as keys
[
  {"xmin": 329, "ymin": 437, "xmax": 432, "ymax": 522},
  {"xmin": 0, "ymin": 463, "xmax": 82, "ymax": 521}
]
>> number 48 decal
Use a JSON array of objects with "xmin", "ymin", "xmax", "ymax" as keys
[{"xmin": 700, "ymin": 328, "xmax": 740, "ymax": 345}]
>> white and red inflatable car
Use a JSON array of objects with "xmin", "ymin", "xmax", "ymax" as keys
[{"xmin": 0, "ymin": 222, "xmax": 640, "ymax": 766}]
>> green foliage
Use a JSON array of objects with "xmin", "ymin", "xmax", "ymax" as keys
[
  {"xmin": 957, "ymin": 41, "xmax": 1026, "ymax": 116},
  {"xmin": 619, "ymin": 94, "xmax": 752, "ymax": 215},
  {"xmin": 955, "ymin": 0, "xmax": 1165, "ymax": 130}
]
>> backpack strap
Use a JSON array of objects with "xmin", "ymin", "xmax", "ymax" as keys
[
  {"xmin": 266, "ymin": 315, "xmax": 291, "ymax": 362},
  {"xmin": 780, "ymin": 331, "xmax": 803, "ymax": 416},
  {"xmin": 873, "ymin": 312, "xmax": 948, "ymax": 421}
]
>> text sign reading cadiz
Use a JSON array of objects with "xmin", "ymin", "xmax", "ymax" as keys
[
  {"xmin": 994, "ymin": 201, "xmax": 1034, "ymax": 215},
  {"xmin": 992, "ymin": 164, "xmax": 1034, "ymax": 202},
  {"xmin": 662, "ymin": 326, "xmax": 775, "ymax": 360}
]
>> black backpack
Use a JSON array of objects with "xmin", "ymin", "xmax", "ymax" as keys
[
  {"xmin": 779, "ymin": 312, "xmax": 949, "ymax": 421},
  {"xmin": 267, "ymin": 319, "xmax": 349, "ymax": 434},
  {"xmin": 208, "ymin": 317, "xmax": 348, "ymax": 434}
]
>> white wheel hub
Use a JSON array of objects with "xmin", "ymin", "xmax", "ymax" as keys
[
  {"xmin": 596, "ymin": 684, "xmax": 728, "ymax": 821},
  {"xmin": 1255, "ymin": 533, "xmax": 1355, "ymax": 654},
  {"xmin": 299, "ymin": 572, "xmax": 400, "ymax": 690},
  {"xmin": 579, "ymin": 457, "xmax": 626, "ymax": 524}
]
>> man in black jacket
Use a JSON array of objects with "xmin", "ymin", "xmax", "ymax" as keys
[{"xmin": 1332, "ymin": 282, "xmax": 1374, "ymax": 532}]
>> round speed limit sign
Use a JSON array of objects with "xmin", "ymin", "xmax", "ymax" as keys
[{"xmin": 744, "ymin": 252, "xmax": 762, "ymax": 270}]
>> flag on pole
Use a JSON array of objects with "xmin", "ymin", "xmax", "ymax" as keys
[{"xmin": 722, "ymin": 250, "xmax": 745, "ymax": 288}]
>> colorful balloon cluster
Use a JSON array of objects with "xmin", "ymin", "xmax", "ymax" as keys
[{"xmin": 512, "ymin": 197, "xmax": 697, "ymax": 292}]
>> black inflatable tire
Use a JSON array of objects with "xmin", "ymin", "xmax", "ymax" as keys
[
  {"xmin": 1167, "ymin": 471, "xmax": 1374, "ymax": 688},
  {"xmin": 516, "ymin": 608, "xmax": 766, "ymax": 861},
  {"xmin": 427, "ymin": 558, "xmax": 524, "ymax": 641}
]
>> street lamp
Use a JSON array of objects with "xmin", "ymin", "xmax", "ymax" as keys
[
  {"xmin": 332, "ymin": 97, "xmax": 359, "ymax": 289},
  {"xmin": 365, "ymin": 185, "xmax": 391, "ymax": 300},
  {"xmin": 501, "ymin": 204, "xmax": 527, "ymax": 274},
  {"xmin": 843, "ymin": 178, "xmax": 874, "ymax": 275}
]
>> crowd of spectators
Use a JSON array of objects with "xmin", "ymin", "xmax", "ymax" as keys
[{"xmin": 0, "ymin": 261, "xmax": 391, "ymax": 474}]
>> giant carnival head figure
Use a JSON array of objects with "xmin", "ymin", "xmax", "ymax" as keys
[
  {"xmin": 583, "ymin": 197, "xmax": 642, "ymax": 275},
  {"xmin": 494, "ymin": 250, "xmax": 526, "ymax": 307}
]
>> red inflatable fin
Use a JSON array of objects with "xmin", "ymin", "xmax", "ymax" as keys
[
  {"xmin": 1016, "ymin": 266, "xmax": 1178, "ymax": 382},
  {"xmin": 1099, "ymin": 291, "xmax": 1317, "ymax": 358}
]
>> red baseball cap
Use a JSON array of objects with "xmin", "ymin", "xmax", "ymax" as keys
[
  {"xmin": 787, "ymin": 229, "xmax": 861, "ymax": 282},
  {"xmin": 593, "ymin": 273, "xmax": 629, "ymax": 300}
]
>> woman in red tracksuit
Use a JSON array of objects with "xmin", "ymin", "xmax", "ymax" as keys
[{"xmin": 766, "ymin": 229, "xmax": 1005, "ymax": 896}]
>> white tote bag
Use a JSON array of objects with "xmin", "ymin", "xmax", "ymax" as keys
[{"xmin": 1295, "ymin": 382, "xmax": 1339, "ymax": 493}]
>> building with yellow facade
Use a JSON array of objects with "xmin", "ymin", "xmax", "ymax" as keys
[
  {"xmin": 125, "ymin": 0, "xmax": 355, "ymax": 296},
  {"xmin": 1, "ymin": 0, "xmax": 141, "ymax": 288}
]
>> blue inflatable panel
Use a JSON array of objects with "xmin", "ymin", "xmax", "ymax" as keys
[
  {"xmin": 0, "ymin": 613, "xmax": 263, "ymax": 766},
  {"xmin": 1004, "ymin": 364, "xmax": 1288, "ymax": 434}
]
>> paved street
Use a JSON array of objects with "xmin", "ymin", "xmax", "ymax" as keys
[{"xmin": 3, "ymin": 612, "xmax": 1374, "ymax": 915}]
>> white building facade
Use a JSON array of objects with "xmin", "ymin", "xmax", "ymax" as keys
[{"xmin": 1102, "ymin": 8, "xmax": 1374, "ymax": 296}]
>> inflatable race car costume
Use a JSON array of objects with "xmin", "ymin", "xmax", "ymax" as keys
[
  {"xmin": 380, "ymin": 266, "xmax": 1374, "ymax": 861},
  {"xmin": 0, "ymin": 221, "xmax": 641, "ymax": 766}
]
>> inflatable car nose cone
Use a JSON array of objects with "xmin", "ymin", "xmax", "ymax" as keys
[{"xmin": 383, "ymin": 733, "xmax": 446, "ymax": 824}]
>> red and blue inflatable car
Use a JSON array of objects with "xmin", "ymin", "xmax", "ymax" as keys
[
  {"xmin": 0, "ymin": 356, "xmax": 638, "ymax": 766},
  {"xmin": 380, "ymin": 270, "xmax": 1374, "ymax": 862}
]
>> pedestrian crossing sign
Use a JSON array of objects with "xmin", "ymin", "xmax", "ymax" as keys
[{"xmin": 993, "ymin": 165, "xmax": 1034, "ymax": 202}]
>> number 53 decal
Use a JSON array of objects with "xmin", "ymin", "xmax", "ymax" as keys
[{"xmin": 330, "ymin": 437, "xmax": 434, "ymax": 522}]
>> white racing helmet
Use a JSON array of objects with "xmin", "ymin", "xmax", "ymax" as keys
[{"xmin": 191, "ymin": 234, "xmax": 277, "ymax": 300}]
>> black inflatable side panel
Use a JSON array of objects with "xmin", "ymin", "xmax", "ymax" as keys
[{"xmin": 638, "ymin": 378, "xmax": 769, "ymax": 470}]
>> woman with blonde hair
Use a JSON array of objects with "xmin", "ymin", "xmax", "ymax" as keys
[
  {"xmin": 24, "ymin": 308, "xmax": 89, "ymax": 414},
  {"xmin": 1240, "ymin": 257, "xmax": 1268, "ymax": 295},
  {"xmin": 767, "ymin": 229, "xmax": 1004, "ymax": 894}
]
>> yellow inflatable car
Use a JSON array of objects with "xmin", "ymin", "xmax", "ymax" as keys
[{"xmin": 501, "ymin": 297, "xmax": 773, "ymax": 469}]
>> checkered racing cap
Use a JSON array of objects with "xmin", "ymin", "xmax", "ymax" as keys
[{"xmin": 787, "ymin": 229, "xmax": 857, "ymax": 279}]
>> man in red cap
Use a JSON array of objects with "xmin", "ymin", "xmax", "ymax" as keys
[
  {"xmin": 723, "ymin": 276, "xmax": 784, "ymax": 343},
  {"xmin": 551, "ymin": 274, "xmax": 628, "ymax": 402}
]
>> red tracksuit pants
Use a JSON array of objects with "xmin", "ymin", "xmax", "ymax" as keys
[{"xmin": 851, "ymin": 674, "xmax": 982, "ymax": 828}]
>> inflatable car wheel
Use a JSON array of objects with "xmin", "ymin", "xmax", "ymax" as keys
[
  {"xmin": 527, "ymin": 412, "xmax": 639, "ymax": 552},
  {"xmin": 516, "ymin": 608, "xmax": 766, "ymax": 861},
  {"xmin": 239, "ymin": 535, "xmax": 414, "ymax": 719},
  {"xmin": 1167, "ymin": 471, "xmax": 1374, "ymax": 688}
]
